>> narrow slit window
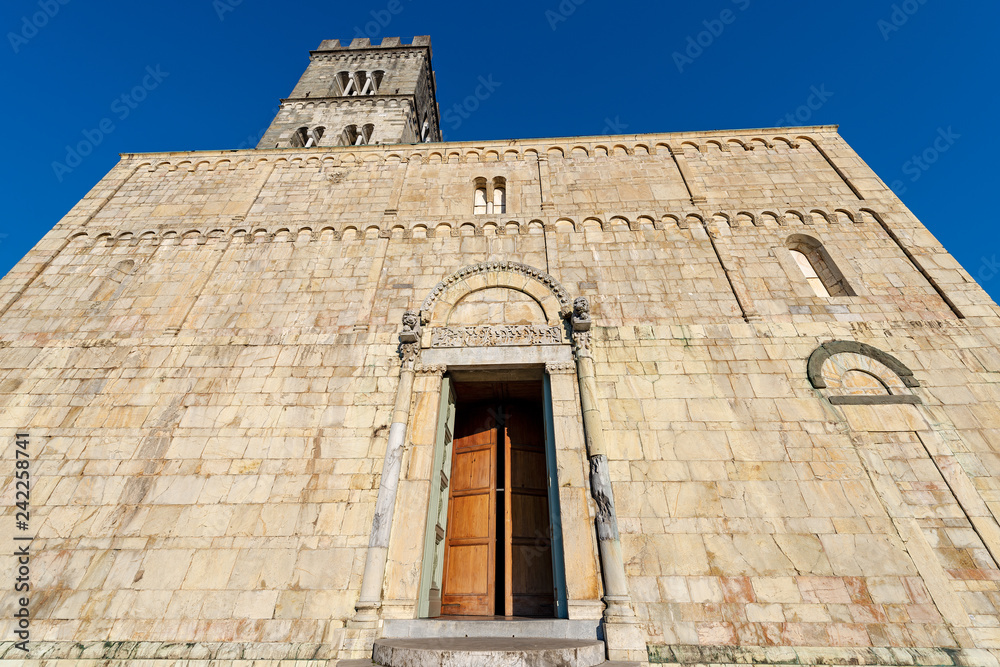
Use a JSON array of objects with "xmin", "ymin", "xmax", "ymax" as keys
[
  {"xmin": 474, "ymin": 187, "xmax": 488, "ymax": 215},
  {"xmin": 790, "ymin": 249, "xmax": 831, "ymax": 297},
  {"xmin": 492, "ymin": 178, "xmax": 507, "ymax": 214}
]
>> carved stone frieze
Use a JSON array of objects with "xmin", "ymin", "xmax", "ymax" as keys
[
  {"xmin": 430, "ymin": 325, "xmax": 563, "ymax": 348},
  {"xmin": 545, "ymin": 362, "xmax": 577, "ymax": 375},
  {"xmin": 415, "ymin": 364, "xmax": 448, "ymax": 376}
]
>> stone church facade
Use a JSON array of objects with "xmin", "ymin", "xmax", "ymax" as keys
[{"xmin": 3, "ymin": 36, "xmax": 1000, "ymax": 666}]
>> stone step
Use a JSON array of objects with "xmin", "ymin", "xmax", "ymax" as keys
[
  {"xmin": 372, "ymin": 637, "xmax": 607, "ymax": 667},
  {"xmin": 341, "ymin": 662, "xmax": 637, "ymax": 667},
  {"xmin": 382, "ymin": 618, "xmax": 601, "ymax": 640}
]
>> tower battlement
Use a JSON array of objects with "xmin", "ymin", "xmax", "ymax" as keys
[{"xmin": 316, "ymin": 36, "xmax": 432, "ymax": 53}]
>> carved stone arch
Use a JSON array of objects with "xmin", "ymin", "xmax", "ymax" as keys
[
  {"xmin": 420, "ymin": 261, "xmax": 573, "ymax": 327},
  {"xmin": 808, "ymin": 340, "xmax": 920, "ymax": 405}
]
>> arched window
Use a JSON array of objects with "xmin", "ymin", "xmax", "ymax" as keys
[
  {"xmin": 341, "ymin": 125, "xmax": 359, "ymax": 146},
  {"xmin": 474, "ymin": 178, "xmax": 488, "ymax": 214},
  {"xmin": 790, "ymin": 248, "xmax": 831, "ymax": 297},
  {"xmin": 492, "ymin": 177, "xmax": 507, "ymax": 214},
  {"xmin": 361, "ymin": 124, "xmax": 375, "ymax": 145},
  {"xmin": 336, "ymin": 71, "xmax": 352, "ymax": 96},
  {"xmin": 302, "ymin": 126, "xmax": 324, "ymax": 148},
  {"xmin": 787, "ymin": 235, "xmax": 854, "ymax": 297},
  {"xmin": 421, "ymin": 119, "xmax": 431, "ymax": 142},
  {"xmin": 473, "ymin": 177, "xmax": 509, "ymax": 214},
  {"xmin": 361, "ymin": 70, "xmax": 384, "ymax": 95},
  {"xmin": 290, "ymin": 127, "xmax": 310, "ymax": 148}
]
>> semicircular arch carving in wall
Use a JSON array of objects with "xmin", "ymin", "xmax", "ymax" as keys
[
  {"xmin": 420, "ymin": 261, "xmax": 572, "ymax": 327},
  {"xmin": 807, "ymin": 340, "xmax": 921, "ymax": 405}
]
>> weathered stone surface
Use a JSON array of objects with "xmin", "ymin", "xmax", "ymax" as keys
[{"xmin": 3, "ymin": 33, "xmax": 1000, "ymax": 667}]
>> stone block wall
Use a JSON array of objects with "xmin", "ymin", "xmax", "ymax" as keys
[{"xmin": 2, "ymin": 126, "xmax": 1000, "ymax": 663}]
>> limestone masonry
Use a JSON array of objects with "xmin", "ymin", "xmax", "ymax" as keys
[{"xmin": 3, "ymin": 36, "xmax": 1000, "ymax": 667}]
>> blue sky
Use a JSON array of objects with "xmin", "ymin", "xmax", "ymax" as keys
[{"xmin": 1, "ymin": 0, "xmax": 997, "ymax": 299}]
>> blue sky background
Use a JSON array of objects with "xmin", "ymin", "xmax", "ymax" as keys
[{"xmin": 1, "ymin": 0, "xmax": 997, "ymax": 298}]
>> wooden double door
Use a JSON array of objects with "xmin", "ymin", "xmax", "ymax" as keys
[{"xmin": 440, "ymin": 399, "xmax": 555, "ymax": 616}]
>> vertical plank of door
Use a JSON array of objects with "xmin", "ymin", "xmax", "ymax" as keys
[
  {"xmin": 488, "ymin": 420, "xmax": 497, "ymax": 617},
  {"xmin": 504, "ymin": 404, "xmax": 513, "ymax": 617},
  {"xmin": 441, "ymin": 404, "xmax": 497, "ymax": 616}
]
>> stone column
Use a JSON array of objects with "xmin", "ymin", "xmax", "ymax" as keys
[
  {"xmin": 569, "ymin": 298, "xmax": 646, "ymax": 662},
  {"xmin": 352, "ymin": 311, "xmax": 421, "ymax": 626}
]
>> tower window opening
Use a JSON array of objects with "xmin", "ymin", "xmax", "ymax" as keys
[
  {"xmin": 342, "ymin": 125, "xmax": 359, "ymax": 146},
  {"xmin": 290, "ymin": 127, "xmax": 310, "ymax": 148},
  {"xmin": 361, "ymin": 70, "xmax": 384, "ymax": 95},
  {"xmin": 306, "ymin": 126, "xmax": 325, "ymax": 148},
  {"xmin": 421, "ymin": 119, "xmax": 431, "ymax": 142},
  {"xmin": 336, "ymin": 71, "xmax": 352, "ymax": 96},
  {"xmin": 359, "ymin": 70, "xmax": 374, "ymax": 95}
]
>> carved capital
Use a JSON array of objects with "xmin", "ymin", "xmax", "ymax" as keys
[
  {"xmin": 573, "ymin": 331, "xmax": 592, "ymax": 359},
  {"xmin": 545, "ymin": 362, "xmax": 576, "ymax": 375},
  {"xmin": 400, "ymin": 342, "xmax": 420, "ymax": 370}
]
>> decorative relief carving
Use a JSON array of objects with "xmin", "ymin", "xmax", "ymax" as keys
[
  {"xmin": 420, "ymin": 261, "xmax": 573, "ymax": 322},
  {"xmin": 415, "ymin": 364, "xmax": 447, "ymax": 376},
  {"xmin": 545, "ymin": 362, "xmax": 576, "ymax": 375},
  {"xmin": 570, "ymin": 297, "xmax": 594, "ymax": 359},
  {"xmin": 400, "ymin": 343, "xmax": 420, "ymax": 370},
  {"xmin": 398, "ymin": 310, "xmax": 423, "ymax": 371},
  {"xmin": 400, "ymin": 310, "xmax": 421, "ymax": 343},
  {"xmin": 573, "ymin": 332, "xmax": 592, "ymax": 359},
  {"xmin": 431, "ymin": 325, "xmax": 563, "ymax": 348}
]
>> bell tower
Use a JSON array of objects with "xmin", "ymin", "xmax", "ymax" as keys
[{"xmin": 258, "ymin": 36, "xmax": 442, "ymax": 148}]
